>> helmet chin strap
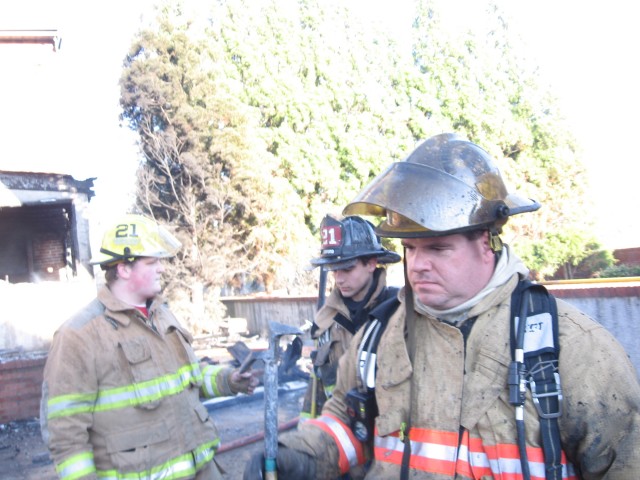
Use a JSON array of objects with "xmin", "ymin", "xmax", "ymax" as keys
[
  {"xmin": 98, "ymin": 247, "xmax": 136, "ymax": 269},
  {"xmin": 489, "ymin": 228, "xmax": 503, "ymax": 254},
  {"xmin": 400, "ymin": 252, "xmax": 416, "ymax": 480}
]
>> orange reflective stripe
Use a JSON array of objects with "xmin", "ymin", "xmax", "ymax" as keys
[
  {"xmin": 375, "ymin": 427, "xmax": 578, "ymax": 480},
  {"xmin": 308, "ymin": 413, "xmax": 365, "ymax": 474},
  {"xmin": 374, "ymin": 426, "xmax": 458, "ymax": 475},
  {"xmin": 456, "ymin": 430, "xmax": 491, "ymax": 478},
  {"xmin": 408, "ymin": 427, "xmax": 458, "ymax": 446}
]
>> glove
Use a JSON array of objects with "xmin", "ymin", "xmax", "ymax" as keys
[
  {"xmin": 228, "ymin": 368, "xmax": 261, "ymax": 395},
  {"xmin": 243, "ymin": 447, "xmax": 317, "ymax": 480}
]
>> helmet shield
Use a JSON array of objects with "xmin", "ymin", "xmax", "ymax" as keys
[
  {"xmin": 310, "ymin": 215, "xmax": 401, "ymax": 268},
  {"xmin": 344, "ymin": 133, "xmax": 540, "ymax": 237},
  {"xmin": 91, "ymin": 214, "xmax": 182, "ymax": 266}
]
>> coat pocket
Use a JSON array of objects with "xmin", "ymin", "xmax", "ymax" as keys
[
  {"xmin": 105, "ymin": 419, "xmax": 171, "ymax": 472},
  {"xmin": 119, "ymin": 337, "xmax": 163, "ymax": 409}
]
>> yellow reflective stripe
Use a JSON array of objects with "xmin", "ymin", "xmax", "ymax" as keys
[
  {"xmin": 95, "ymin": 363, "xmax": 201, "ymax": 410},
  {"xmin": 47, "ymin": 392, "xmax": 97, "ymax": 419},
  {"xmin": 56, "ymin": 451, "xmax": 96, "ymax": 480},
  {"xmin": 193, "ymin": 440, "xmax": 218, "ymax": 469},
  {"xmin": 202, "ymin": 364, "xmax": 225, "ymax": 398},
  {"xmin": 95, "ymin": 441, "xmax": 218, "ymax": 480},
  {"xmin": 48, "ymin": 363, "xmax": 203, "ymax": 418}
]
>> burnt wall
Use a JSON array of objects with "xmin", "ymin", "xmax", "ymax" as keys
[{"xmin": 0, "ymin": 203, "xmax": 74, "ymax": 283}]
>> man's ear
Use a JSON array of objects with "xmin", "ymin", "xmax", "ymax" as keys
[
  {"xmin": 116, "ymin": 262, "xmax": 132, "ymax": 280},
  {"xmin": 480, "ymin": 231, "xmax": 498, "ymax": 262},
  {"xmin": 366, "ymin": 257, "xmax": 378, "ymax": 272}
]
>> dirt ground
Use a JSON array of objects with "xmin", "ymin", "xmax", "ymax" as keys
[{"xmin": 0, "ymin": 383, "xmax": 307, "ymax": 480}]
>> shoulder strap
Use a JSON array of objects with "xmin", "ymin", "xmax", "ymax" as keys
[
  {"xmin": 380, "ymin": 285, "xmax": 400, "ymax": 303},
  {"xmin": 356, "ymin": 295, "xmax": 401, "ymax": 390},
  {"xmin": 510, "ymin": 280, "xmax": 563, "ymax": 480},
  {"xmin": 332, "ymin": 285, "xmax": 400, "ymax": 336},
  {"xmin": 332, "ymin": 312, "xmax": 358, "ymax": 335}
]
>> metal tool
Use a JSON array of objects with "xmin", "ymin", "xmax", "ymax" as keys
[{"xmin": 264, "ymin": 320, "xmax": 303, "ymax": 480}]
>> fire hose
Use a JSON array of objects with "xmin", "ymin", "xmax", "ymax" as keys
[{"xmin": 217, "ymin": 417, "xmax": 300, "ymax": 454}]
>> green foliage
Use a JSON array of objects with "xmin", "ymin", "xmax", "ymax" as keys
[
  {"xmin": 542, "ymin": 242, "xmax": 615, "ymax": 280},
  {"xmin": 574, "ymin": 248, "xmax": 616, "ymax": 279},
  {"xmin": 119, "ymin": 0, "xmax": 597, "ymax": 300},
  {"xmin": 599, "ymin": 264, "xmax": 640, "ymax": 278}
]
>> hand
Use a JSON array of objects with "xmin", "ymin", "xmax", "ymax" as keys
[
  {"xmin": 243, "ymin": 448, "xmax": 316, "ymax": 480},
  {"xmin": 229, "ymin": 368, "xmax": 261, "ymax": 395}
]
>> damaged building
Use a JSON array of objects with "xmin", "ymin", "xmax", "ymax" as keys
[{"xmin": 0, "ymin": 170, "xmax": 95, "ymax": 283}]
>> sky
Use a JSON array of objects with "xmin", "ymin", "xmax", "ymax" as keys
[{"xmin": 1, "ymin": 0, "xmax": 638, "ymax": 249}]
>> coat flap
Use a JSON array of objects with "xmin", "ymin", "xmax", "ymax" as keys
[
  {"xmin": 460, "ymin": 346, "xmax": 510, "ymax": 429},
  {"xmin": 376, "ymin": 408, "xmax": 407, "ymax": 437},
  {"xmin": 119, "ymin": 337, "xmax": 152, "ymax": 364}
]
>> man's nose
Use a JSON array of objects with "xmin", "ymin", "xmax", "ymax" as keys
[
  {"xmin": 411, "ymin": 252, "xmax": 433, "ymax": 271},
  {"xmin": 333, "ymin": 270, "xmax": 346, "ymax": 283}
]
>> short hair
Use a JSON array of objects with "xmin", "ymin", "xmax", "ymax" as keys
[
  {"xmin": 103, "ymin": 265, "xmax": 119, "ymax": 285},
  {"xmin": 103, "ymin": 259, "xmax": 136, "ymax": 285},
  {"xmin": 462, "ymin": 229, "xmax": 486, "ymax": 241}
]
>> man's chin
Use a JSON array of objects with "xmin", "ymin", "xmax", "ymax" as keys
[{"xmin": 414, "ymin": 290, "xmax": 444, "ymax": 307}]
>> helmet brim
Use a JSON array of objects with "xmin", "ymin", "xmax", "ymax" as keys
[
  {"xmin": 345, "ymin": 161, "xmax": 539, "ymax": 238},
  {"xmin": 309, "ymin": 249, "xmax": 401, "ymax": 268}
]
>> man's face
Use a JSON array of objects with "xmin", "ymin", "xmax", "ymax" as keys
[
  {"xmin": 401, "ymin": 232, "xmax": 495, "ymax": 310},
  {"xmin": 122, "ymin": 257, "xmax": 165, "ymax": 302},
  {"xmin": 332, "ymin": 258, "xmax": 377, "ymax": 301}
]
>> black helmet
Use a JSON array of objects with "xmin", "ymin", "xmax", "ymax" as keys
[
  {"xmin": 310, "ymin": 215, "xmax": 401, "ymax": 270},
  {"xmin": 343, "ymin": 133, "xmax": 540, "ymax": 238}
]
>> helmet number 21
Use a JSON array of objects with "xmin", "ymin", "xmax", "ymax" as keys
[
  {"xmin": 115, "ymin": 223, "xmax": 139, "ymax": 239},
  {"xmin": 321, "ymin": 226, "xmax": 341, "ymax": 247}
]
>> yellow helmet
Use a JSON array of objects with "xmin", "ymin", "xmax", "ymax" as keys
[
  {"xmin": 90, "ymin": 214, "xmax": 181, "ymax": 267},
  {"xmin": 344, "ymin": 133, "xmax": 540, "ymax": 238}
]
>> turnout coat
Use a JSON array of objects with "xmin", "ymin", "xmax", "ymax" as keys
[
  {"xmin": 41, "ymin": 286, "xmax": 236, "ymax": 480},
  {"xmin": 283, "ymin": 274, "xmax": 640, "ymax": 479}
]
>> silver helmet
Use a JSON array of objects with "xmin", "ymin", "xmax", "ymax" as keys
[{"xmin": 344, "ymin": 133, "xmax": 540, "ymax": 238}]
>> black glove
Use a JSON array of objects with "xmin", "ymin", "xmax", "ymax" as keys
[{"xmin": 243, "ymin": 447, "xmax": 317, "ymax": 480}]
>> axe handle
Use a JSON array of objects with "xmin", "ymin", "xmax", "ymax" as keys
[
  {"xmin": 264, "ymin": 349, "xmax": 279, "ymax": 479},
  {"xmin": 309, "ymin": 266, "xmax": 328, "ymax": 418}
]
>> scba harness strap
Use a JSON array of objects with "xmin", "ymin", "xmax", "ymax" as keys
[
  {"xmin": 509, "ymin": 280, "xmax": 563, "ymax": 480},
  {"xmin": 346, "ymin": 296, "xmax": 400, "ymax": 442},
  {"xmin": 355, "ymin": 281, "xmax": 563, "ymax": 480}
]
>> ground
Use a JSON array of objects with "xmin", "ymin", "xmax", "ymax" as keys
[{"xmin": 0, "ymin": 384, "xmax": 306, "ymax": 480}]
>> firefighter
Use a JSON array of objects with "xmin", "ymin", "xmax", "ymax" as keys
[
  {"xmin": 301, "ymin": 215, "xmax": 401, "ymax": 420},
  {"xmin": 41, "ymin": 214, "xmax": 259, "ymax": 480},
  {"xmin": 245, "ymin": 133, "xmax": 640, "ymax": 479}
]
